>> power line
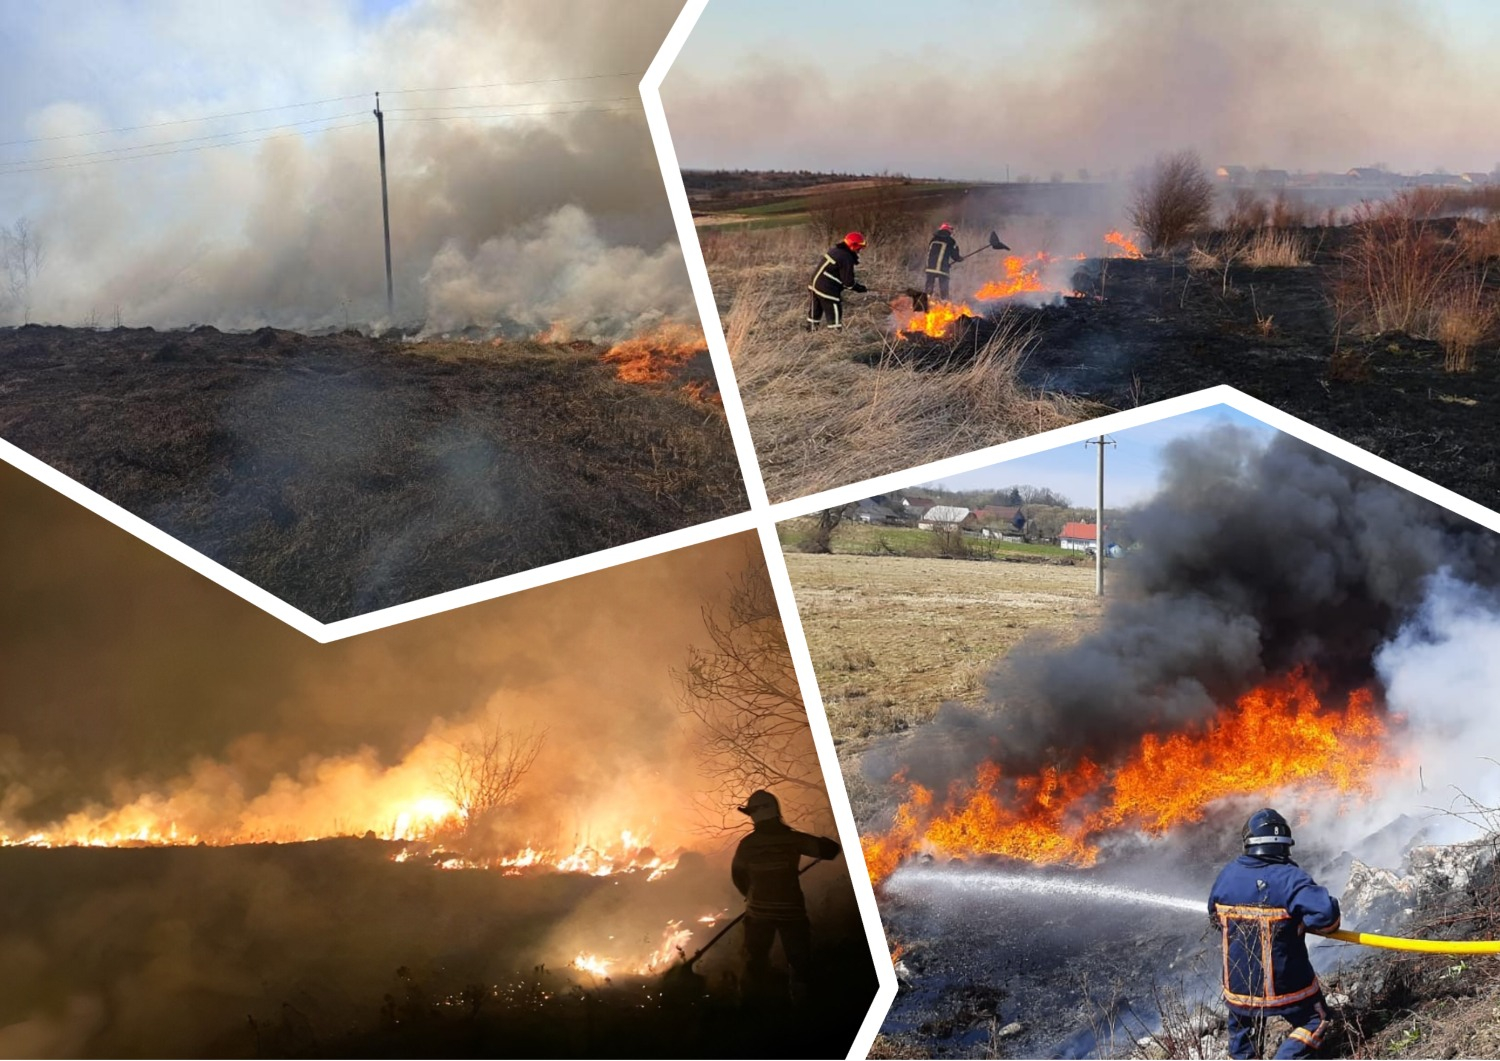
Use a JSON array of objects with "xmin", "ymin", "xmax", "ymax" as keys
[
  {"xmin": 4, "ymin": 111, "xmax": 368, "ymax": 168},
  {"xmin": 0, "ymin": 120, "xmax": 370, "ymax": 176},
  {"xmin": 0, "ymin": 100, "xmax": 644, "ymax": 177},
  {"xmin": 385, "ymin": 94, "xmax": 639, "ymax": 114},
  {"xmin": 0, "ymin": 72, "xmax": 644, "ymax": 150},
  {"xmin": 386, "ymin": 103, "xmax": 643, "ymax": 123}
]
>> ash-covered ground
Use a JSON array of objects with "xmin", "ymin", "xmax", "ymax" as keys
[
  {"xmin": 0, "ymin": 325, "xmax": 743, "ymax": 621},
  {"xmin": 872, "ymin": 830, "xmax": 1418, "ymax": 1060},
  {"xmin": 0, "ymin": 839, "xmax": 875, "ymax": 1058},
  {"xmin": 877, "ymin": 223, "xmax": 1500, "ymax": 513}
]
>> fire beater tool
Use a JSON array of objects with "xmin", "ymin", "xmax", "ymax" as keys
[
  {"xmin": 958, "ymin": 230, "xmax": 1011, "ymax": 261},
  {"xmin": 659, "ymin": 858, "xmax": 823, "ymax": 994}
]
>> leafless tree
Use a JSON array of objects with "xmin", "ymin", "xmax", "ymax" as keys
[
  {"xmin": 676, "ymin": 548, "xmax": 828, "ymax": 833},
  {"xmin": 436, "ymin": 721, "xmax": 546, "ymax": 833},
  {"xmin": 1129, "ymin": 151, "xmax": 1215, "ymax": 253},
  {"xmin": 2, "ymin": 218, "xmax": 45, "ymax": 324},
  {"xmin": 800, "ymin": 502, "xmax": 855, "ymax": 553}
]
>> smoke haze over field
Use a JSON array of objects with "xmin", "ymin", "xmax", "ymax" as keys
[
  {"xmin": 0, "ymin": 462, "xmax": 811, "ymax": 848},
  {"xmin": 0, "ymin": 0, "xmax": 696, "ymax": 333},
  {"xmin": 665, "ymin": 0, "xmax": 1500, "ymax": 180}
]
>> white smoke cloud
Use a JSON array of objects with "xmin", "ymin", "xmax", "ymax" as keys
[
  {"xmin": 0, "ymin": 0, "xmax": 692, "ymax": 333},
  {"xmin": 421, "ymin": 204, "xmax": 695, "ymax": 338}
]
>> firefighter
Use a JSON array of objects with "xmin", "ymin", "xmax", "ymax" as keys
[
  {"xmin": 731, "ymin": 789, "xmax": 841, "ymax": 1002},
  {"xmin": 807, "ymin": 232, "xmax": 867, "ymax": 330},
  {"xmin": 924, "ymin": 222, "xmax": 963, "ymax": 300},
  {"xmin": 1208, "ymin": 808, "xmax": 1341, "ymax": 1060}
]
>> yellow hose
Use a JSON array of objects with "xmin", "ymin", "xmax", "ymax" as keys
[{"xmin": 1319, "ymin": 928, "xmax": 1500, "ymax": 954}]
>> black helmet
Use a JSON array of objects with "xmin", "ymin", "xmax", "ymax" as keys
[
  {"xmin": 1242, "ymin": 808, "xmax": 1295, "ymax": 858},
  {"xmin": 738, "ymin": 790, "xmax": 782, "ymax": 823}
]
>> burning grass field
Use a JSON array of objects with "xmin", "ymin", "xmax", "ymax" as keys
[
  {"xmin": 0, "ymin": 323, "xmax": 743, "ymax": 621},
  {"xmin": 700, "ymin": 174, "xmax": 1500, "ymax": 510},
  {"xmin": 0, "ymin": 838, "xmax": 873, "ymax": 1058},
  {"xmin": 781, "ymin": 427, "xmax": 1500, "ymax": 1057}
]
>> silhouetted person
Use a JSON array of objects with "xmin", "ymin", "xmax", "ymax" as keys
[
  {"xmin": 924, "ymin": 222, "xmax": 962, "ymax": 300},
  {"xmin": 1209, "ymin": 808, "xmax": 1341, "ymax": 1059},
  {"xmin": 806, "ymin": 232, "xmax": 867, "ymax": 330},
  {"xmin": 731, "ymin": 789, "xmax": 841, "ymax": 1002}
]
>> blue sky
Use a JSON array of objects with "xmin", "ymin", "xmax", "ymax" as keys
[
  {"xmin": 663, "ymin": 0, "xmax": 1500, "ymax": 178},
  {"xmin": 918, "ymin": 405, "xmax": 1276, "ymax": 508}
]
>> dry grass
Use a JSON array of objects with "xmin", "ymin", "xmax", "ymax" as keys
[
  {"xmin": 0, "ymin": 327, "xmax": 744, "ymax": 619},
  {"xmin": 716, "ymin": 227, "xmax": 1087, "ymax": 502},
  {"xmin": 1437, "ymin": 276, "xmax": 1500, "ymax": 372},
  {"xmin": 1331, "ymin": 195, "xmax": 1493, "ymax": 367},
  {"xmin": 784, "ymin": 551, "xmax": 1102, "ymax": 743},
  {"xmin": 1241, "ymin": 227, "xmax": 1309, "ymax": 268}
]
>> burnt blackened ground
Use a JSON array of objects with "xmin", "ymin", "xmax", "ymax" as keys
[
  {"xmin": 881, "ymin": 228, "xmax": 1500, "ymax": 513},
  {"xmin": 0, "ymin": 840, "xmax": 875, "ymax": 1058},
  {"xmin": 0, "ymin": 326, "xmax": 744, "ymax": 622},
  {"xmin": 874, "ymin": 859, "xmax": 1220, "ymax": 1059}
]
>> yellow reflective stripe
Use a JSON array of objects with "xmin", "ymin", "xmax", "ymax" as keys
[
  {"xmin": 1222, "ymin": 980, "xmax": 1322, "ymax": 1008},
  {"xmin": 1216, "ymin": 904, "xmax": 1291, "ymax": 920},
  {"xmin": 807, "ymin": 286, "xmax": 841, "ymax": 300}
]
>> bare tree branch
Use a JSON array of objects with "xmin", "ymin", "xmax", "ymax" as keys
[
  {"xmin": 675, "ymin": 546, "xmax": 829, "ymax": 834},
  {"xmin": 435, "ymin": 721, "xmax": 546, "ymax": 836}
]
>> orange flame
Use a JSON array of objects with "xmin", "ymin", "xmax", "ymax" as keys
[
  {"xmin": 602, "ymin": 322, "xmax": 708, "ymax": 385},
  {"xmin": 862, "ymin": 670, "xmax": 1397, "ymax": 883},
  {"xmin": 898, "ymin": 299, "xmax": 976, "ymax": 338},
  {"xmin": 974, "ymin": 254, "xmax": 1050, "ymax": 300},
  {"xmin": 1104, "ymin": 231, "xmax": 1144, "ymax": 259}
]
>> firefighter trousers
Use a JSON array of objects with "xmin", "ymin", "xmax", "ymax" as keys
[
  {"xmin": 924, "ymin": 272, "xmax": 951, "ymax": 299},
  {"xmin": 807, "ymin": 291, "xmax": 843, "ymax": 329},
  {"xmin": 743, "ymin": 914, "xmax": 813, "ymax": 994},
  {"xmin": 1227, "ymin": 995, "xmax": 1330, "ymax": 1059}
]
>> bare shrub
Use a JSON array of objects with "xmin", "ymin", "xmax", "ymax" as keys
[
  {"xmin": 1459, "ymin": 217, "xmax": 1500, "ymax": 264},
  {"xmin": 1241, "ymin": 228, "xmax": 1308, "ymax": 268},
  {"xmin": 436, "ymin": 722, "xmax": 546, "ymax": 835},
  {"xmin": 1333, "ymin": 200, "xmax": 1469, "ymax": 336},
  {"xmin": 1129, "ymin": 151, "xmax": 1215, "ymax": 253},
  {"xmin": 1268, "ymin": 192, "xmax": 1312, "ymax": 229},
  {"xmin": 1437, "ymin": 275, "xmax": 1499, "ymax": 372},
  {"xmin": 1222, "ymin": 188, "xmax": 1268, "ymax": 234}
]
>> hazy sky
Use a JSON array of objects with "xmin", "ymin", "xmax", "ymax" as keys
[
  {"xmin": 664, "ymin": 0, "xmax": 1500, "ymax": 179},
  {"xmin": 919, "ymin": 405, "xmax": 1276, "ymax": 507},
  {"xmin": 0, "ymin": 0, "xmax": 692, "ymax": 331}
]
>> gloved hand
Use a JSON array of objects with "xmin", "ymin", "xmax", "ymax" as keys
[{"xmin": 851, "ymin": 283, "xmax": 868, "ymax": 293}]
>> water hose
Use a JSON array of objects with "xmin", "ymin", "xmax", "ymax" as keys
[{"xmin": 1318, "ymin": 928, "xmax": 1500, "ymax": 954}]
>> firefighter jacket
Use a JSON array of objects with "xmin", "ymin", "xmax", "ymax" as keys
[
  {"xmin": 926, "ymin": 230, "xmax": 962, "ymax": 276},
  {"xmin": 1208, "ymin": 854, "xmax": 1341, "ymax": 1014},
  {"xmin": 810, "ymin": 242, "xmax": 860, "ymax": 300},
  {"xmin": 732, "ymin": 820, "xmax": 840, "ymax": 920}
]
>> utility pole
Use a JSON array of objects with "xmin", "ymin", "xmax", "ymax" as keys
[
  {"xmin": 1085, "ymin": 435, "xmax": 1115, "ymax": 596},
  {"xmin": 374, "ymin": 92, "xmax": 393, "ymax": 319}
]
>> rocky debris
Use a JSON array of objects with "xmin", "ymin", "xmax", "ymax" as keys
[{"xmin": 1341, "ymin": 839, "xmax": 1499, "ymax": 932}]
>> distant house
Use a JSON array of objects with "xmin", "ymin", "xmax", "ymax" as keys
[
  {"xmin": 1059, "ymin": 521, "xmax": 1101, "ymax": 552},
  {"xmin": 854, "ymin": 498, "xmax": 902, "ymax": 525},
  {"xmin": 1215, "ymin": 165, "xmax": 1248, "ymax": 183},
  {"xmin": 1347, "ymin": 167, "xmax": 1398, "ymax": 185},
  {"xmin": 901, "ymin": 496, "xmax": 936, "ymax": 513},
  {"xmin": 918, "ymin": 505, "xmax": 975, "ymax": 530},
  {"xmin": 974, "ymin": 505, "xmax": 1023, "ymax": 526},
  {"xmin": 1461, "ymin": 172, "xmax": 1494, "ymax": 186},
  {"xmin": 1415, "ymin": 173, "xmax": 1467, "ymax": 188},
  {"xmin": 1252, "ymin": 169, "xmax": 1290, "ymax": 188}
]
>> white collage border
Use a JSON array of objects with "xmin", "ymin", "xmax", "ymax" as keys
[{"xmin": 3, "ymin": 1, "xmax": 1497, "ymax": 1057}]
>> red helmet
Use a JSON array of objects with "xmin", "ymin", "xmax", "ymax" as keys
[
  {"xmin": 844, "ymin": 231, "xmax": 866, "ymax": 250},
  {"xmin": 938, "ymin": 222, "xmax": 953, "ymax": 232}
]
